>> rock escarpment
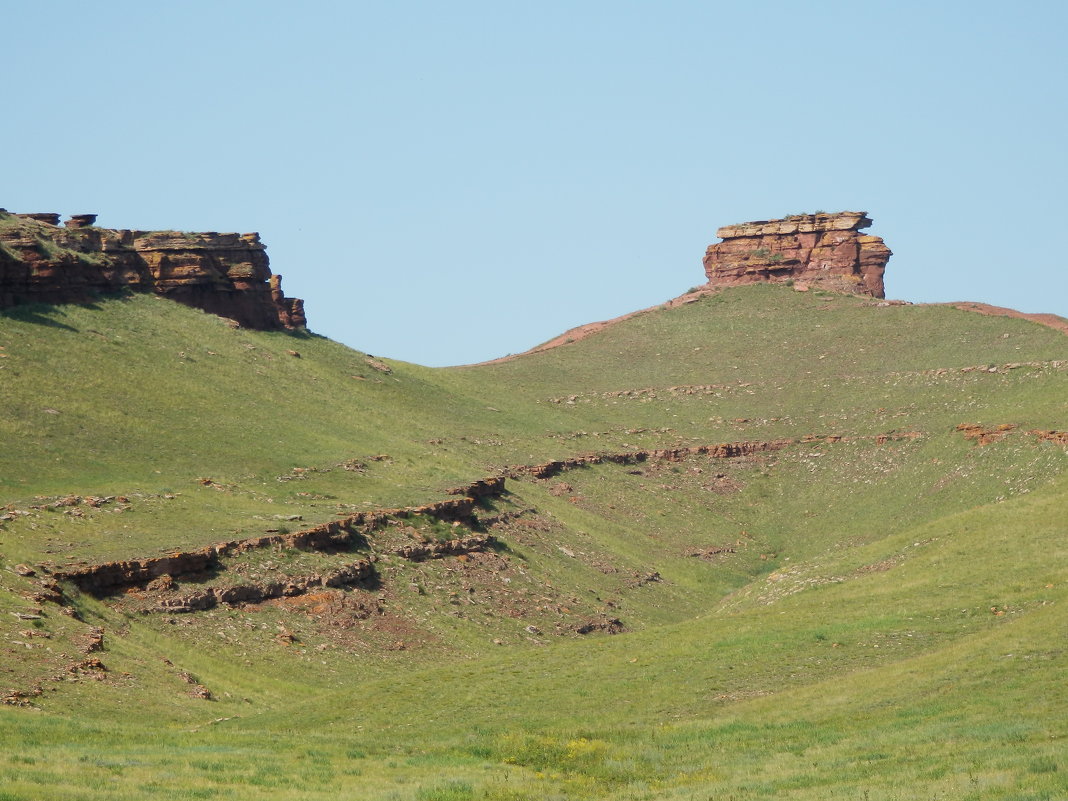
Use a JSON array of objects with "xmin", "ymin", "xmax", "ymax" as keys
[
  {"xmin": 44, "ymin": 475, "xmax": 509, "ymax": 598},
  {"xmin": 0, "ymin": 210, "xmax": 304, "ymax": 330},
  {"xmin": 703, "ymin": 211, "xmax": 890, "ymax": 298}
]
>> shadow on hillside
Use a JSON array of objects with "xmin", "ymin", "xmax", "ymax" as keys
[{"xmin": 0, "ymin": 302, "xmax": 96, "ymax": 332}]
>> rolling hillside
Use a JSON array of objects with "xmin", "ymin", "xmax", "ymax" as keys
[{"xmin": 0, "ymin": 284, "xmax": 1065, "ymax": 800}]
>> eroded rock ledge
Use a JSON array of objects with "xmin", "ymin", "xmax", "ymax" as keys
[
  {"xmin": 0, "ymin": 210, "xmax": 304, "ymax": 330},
  {"xmin": 703, "ymin": 211, "xmax": 890, "ymax": 297},
  {"xmin": 40, "ymin": 437, "xmax": 924, "ymax": 602},
  {"xmin": 45, "ymin": 476, "xmax": 508, "ymax": 598}
]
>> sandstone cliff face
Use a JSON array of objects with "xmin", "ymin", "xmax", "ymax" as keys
[
  {"xmin": 0, "ymin": 211, "xmax": 305, "ymax": 330},
  {"xmin": 703, "ymin": 211, "xmax": 890, "ymax": 298}
]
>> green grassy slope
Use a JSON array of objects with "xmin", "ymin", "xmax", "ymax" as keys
[{"xmin": 0, "ymin": 284, "xmax": 1065, "ymax": 800}]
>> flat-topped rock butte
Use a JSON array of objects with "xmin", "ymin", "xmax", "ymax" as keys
[
  {"xmin": 1, "ymin": 209, "xmax": 888, "ymax": 335},
  {"xmin": 476, "ymin": 212, "xmax": 898, "ymax": 364},
  {"xmin": 703, "ymin": 211, "xmax": 891, "ymax": 297},
  {"xmin": 7, "ymin": 208, "xmax": 1065, "ymax": 346},
  {"xmin": 0, "ymin": 210, "xmax": 304, "ymax": 330}
]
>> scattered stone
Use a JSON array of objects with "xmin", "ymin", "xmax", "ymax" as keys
[
  {"xmin": 69, "ymin": 657, "xmax": 107, "ymax": 675},
  {"xmin": 31, "ymin": 579, "xmax": 64, "ymax": 605},
  {"xmin": 631, "ymin": 571, "xmax": 661, "ymax": 587},
  {"xmin": 394, "ymin": 535, "xmax": 494, "ymax": 563},
  {"xmin": 81, "ymin": 627, "xmax": 104, "ymax": 654},
  {"xmin": 575, "ymin": 618, "xmax": 625, "ymax": 635},
  {"xmin": 956, "ymin": 423, "xmax": 1017, "ymax": 446},
  {"xmin": 64, "ymin": 214, "xmax": 97, "ymax": 229},
  {"xmin": 146, "ymin": 574, "xmax": 174, "ymax": 592},
  {"xmin": 1031, "ymin": 429, "xmax": 1068, "ymax": 447},
  {"xmin": 688, "ymin": 546, "xmax": 737, "ymax": 560},
  {"xmin": 1, "ymin": 687, "xmax": 43, "ymax": 706}
]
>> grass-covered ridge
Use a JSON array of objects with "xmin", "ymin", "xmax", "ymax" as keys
[{"xmin": 0, "ymin": 284, "xmax": 1065, "ymax": 799}]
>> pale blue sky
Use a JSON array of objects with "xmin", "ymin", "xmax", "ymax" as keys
[{"xmin": 6, "ymin": 1, "xmax": 1066, "ymax": 365}]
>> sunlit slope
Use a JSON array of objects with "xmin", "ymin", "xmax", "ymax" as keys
[
  {"xmin": 0, "ymin": 284, "xmax": 1065, "ymax": 800},
  {"xmin": 464, "ymin": 285, "xmax": 1066, "ymax": 390},
  {"xmin": 0, "ymin": 294, "xmax": 511, "ymax": 498},
  {"xmin": 437, "ymin": 284, "xmax": 1066, "ymax": 465},
  {"xmin": 274, "ymin": 472, "xmax": 1068, "ymax": 734},
  {"xmin": 1, "ymin": 469, "xmax": 1063, "ymax": 800},
  {"xmin": 3, "ymin": 285, "xmax": 1063, "ymax": 497}
]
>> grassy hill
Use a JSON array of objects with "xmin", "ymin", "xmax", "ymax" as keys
[{"xmin": 0, "ymin": 285, "xmax": 1065, "ymax": 800}]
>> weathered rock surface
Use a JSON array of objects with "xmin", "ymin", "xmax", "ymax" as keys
[
  {"xmin": 574, "ymin": 617, "xmax": 625, "ymax": 635},
  {"xmin": 956, "ymin": 422, "xmax": 1017, "ymax": 446},
  {"xmin": 1032, "ymin": 429, "xmax": 1068, "ymax": 447},
  {"xmin": 46, "ymin": 475, "xmax": 510, "ymax": 597},
  {"xmin": 509, "ymin": 439, "xmax": 796, "ymax": 480},
  {"xmin": 392, "ymin": 534, "xmax": 496, "ymax": 562},
  {"xmin": 0, "ymin": 210, "xmax": 305, "ymax": 330},
  {"xmin": 703, "ymin": 211, "xmax": 890, "ymax": 298},
  {"xmin": 156, "ymin": 559, "xmax": 377, "ymax": 613}
]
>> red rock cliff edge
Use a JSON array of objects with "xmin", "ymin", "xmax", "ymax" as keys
[
  {"xmin": 0, "ymin": 211, "xmax": 305, "ymax": 330},
  {"xmin": 703, "ymin": 211, "xmax": 890, "ymax": 298}
]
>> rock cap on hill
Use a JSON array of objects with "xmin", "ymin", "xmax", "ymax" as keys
[
  {"xmin": 0, "ymin": 210, "xmax": 305, "ymax": 330},
  {"xmin": 703, "ymin": 211, "xmax": 890, "ymax": 298}
]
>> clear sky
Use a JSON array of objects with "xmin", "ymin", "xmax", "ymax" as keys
[{"xmin": 6, "ymin": 1, "xmax": 1066, "ymax": 366}]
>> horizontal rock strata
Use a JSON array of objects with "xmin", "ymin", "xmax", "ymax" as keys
[
  {"xmin": 156, "ymin": 559, "xmax": 377, "ymax": 613},
  {"xmin": 392, "ymin": 534, "xmax": 495, "ymax": 562},
  {"xmin": 703, "ymin": 211, "xmax": 890, "ymax": 298},
  {"xmin": 508, "ymin": 439, "xmax": 795, "ymax": 480},
  {"xmin": 47, "ymin": 476, "xmax": 509, "ymax": 597},
  {"xmin": 0, "ymin": 210, "xmax": 304, "ymax": 329},
  {"xmin": 43, "ymin": 437, "xmax": 923, "ymax": 601}
]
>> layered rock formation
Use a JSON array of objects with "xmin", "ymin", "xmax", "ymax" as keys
[
  {"xmin": 44, "ymin": 474, "xmax": 510, "ymax": 597},
  {"xmin": 0, "ymin": 210, "xmax": 305, "ymax": 329},
  {"xmin": 703, "ymin": 211, "xmax": 890, "ymax": 298}
]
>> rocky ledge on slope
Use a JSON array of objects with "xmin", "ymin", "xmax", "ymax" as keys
[
  {"xmin": 703, "ymin": 211, "xmax": 890, "ymax": 298},
  {"xmin": 0, "ymin": 210, "xmax": 304, "ymax": 330}
]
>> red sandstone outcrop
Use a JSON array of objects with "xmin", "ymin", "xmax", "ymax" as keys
[
  {"xmin": 476, "ymin": 212, "xmax": 896, "ymax": 367},
  {"xmin": 40, "ymin": 434, "xmax": 922, "ymax": 604},
  {"xmin": 508, "ymin": 439, "xmax": 796, "ymax": 480},
  {"xmin": 703, "ymin": 211, "xmax": 890, "ymax": 298},
  {"xmin": 155, "ymin": 558, "xmax": 377, "ymax": 613},
  {"xmin": 1031, "ymin": 429, "xmax": 1068, "ymax": 447},
  {"xmin": 45, "ymin": 475, "xmax": 509, "ymax": 597},
  {"xmin": 955, "ymin": 423, "xmax": 1017, "ymax": 445},
  {"xmin": 0, "ymin": 210, "xmax": 305, "ymax": 330},
  {"xmin": 446, "ymin": 476, "xmax": 507, "ymax": 498}
]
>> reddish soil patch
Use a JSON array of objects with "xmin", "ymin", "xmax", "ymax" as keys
[
  {"xmin": 945, "ymin": 302, "xmax": 1068, "ymax": 337},
  {"xmin": 473, "ymin": 286, "xmax": 720, "ymax": 365},
  {"xmin": 956, "ymin": 423, "xmax": 1017, "ymax": 445},
  {"xmin": 1032, "ymin": 429, "xmax": 1068, "ymax": 446}
]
